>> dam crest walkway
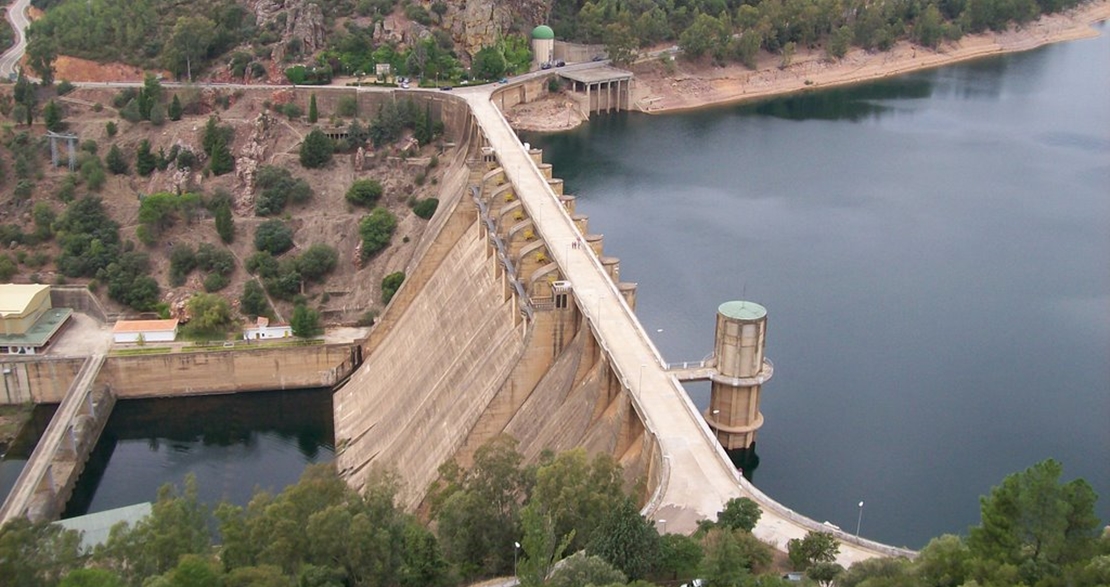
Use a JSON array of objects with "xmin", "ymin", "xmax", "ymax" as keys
[{"xmin": 458, "ymin": 87, "xmax": 914, "ymax": 565}]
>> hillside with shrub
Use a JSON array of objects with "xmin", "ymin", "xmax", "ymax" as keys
[{"xmin": 0, "ymin": 75, "xmax": 454, "ymax": 334}]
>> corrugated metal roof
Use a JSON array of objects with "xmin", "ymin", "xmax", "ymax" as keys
[
  {"xmin": 56, "ymin": 502, "xmax": 152, "ymax": 552},
  {"xmin": 112, "ymin": 319, "xmax": 179, "ymax": 333},
  {"xmin": 0, "ymin": 284, "xmax": 49, "ymax": 315}
]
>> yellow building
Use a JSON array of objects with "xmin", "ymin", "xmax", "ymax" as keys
[
  {"xmin": 0, "ymin": 284, "xmax": 72, "ymax": 355},
  {"xmin": 0, "ymin": 284, "xmax": 52, "ymax": 336}
]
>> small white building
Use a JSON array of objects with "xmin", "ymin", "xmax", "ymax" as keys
[
  {"xmin": 242, "ymin": 317, "xmax": 292, "ymax": 341},
  {"xmin": 112, "ymin": 319, "xmax": 179, "ymax": 344}
]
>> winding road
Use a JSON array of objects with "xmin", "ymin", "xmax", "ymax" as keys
[{"xmin": 0, "ymin": 0, "xmax": 31, "ymax": 79}]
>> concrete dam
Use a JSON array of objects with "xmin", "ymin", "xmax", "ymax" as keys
[{"xmin": 334, "ymin": 83, "xmax": 915, "ymax": 565}]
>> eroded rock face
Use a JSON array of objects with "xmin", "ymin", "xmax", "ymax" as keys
[{"xmin": 249, "ymin": 0, "xmax": 327, "ymax": 63}]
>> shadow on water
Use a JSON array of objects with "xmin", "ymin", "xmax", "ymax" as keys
[
  {"xmin": 0, "ymin": 405, "xmax": 58, "ymax": 504},
  {"xmin": 740, "ymin": 78, "xmax": 935, "ymax": 121},
  {"xmin": 62, "ymin": 388, "xmax": 334, "ymax": 518}
]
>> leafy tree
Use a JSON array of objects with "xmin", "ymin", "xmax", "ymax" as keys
[
  {"xmin": 358, "ymin": 208, "xmax": 396, "ymax": 259},
  {"xmin": 214, "ymin": 202, "xmax": 235, "ymax": 244},
  {"xmin": 246, "ymin": 252, "xmax": 281, "ymax": 278},
  {"xmin": 911, "ymin": 534, "xmax": 968, "ymax": 587},
  {"xmin": 696, "ymin": 528, "xmax": 751, "ymax": 587},
  {"xmin": 106, "ymin": 144, "xmax": 129, "ymax": 175},
  {"xmin": 26, "ymin": 36, "xmax": 57, "ymax": 85},
  {"xmin": 435, "ymin": 435, "xmax": 530, "ymax": 579},
  {"xmin": 149, "ymin": 100, "xmax": 166, "ymax": 126},
  {"xmin": 202, "ymin": 116, "xmax": 235, "ymax": 158},
  {"xmin": 32, "ymin": 202, "xmax": 56, "ymax": 241},
  {"xmin": 167, "ymin": 16, "xmax": 215, "ymax": 80},
  {"xmin": 787, "ymin": 531, "xmax": 840, "ymax": 571},
  {"xmin": 472, "ymin": 46, "xmax": 506, "ymax": 80},
  {"xmin": 968, "ymin": 459, "xmax": 1100, "ymax": 578},
  {"xmin": 530, "ymin": 448, "xmax": 625, "ymax": 553},
  {"xmin": 657, "ymin": 533, "xmax": 704, "ymax": 580},
  {"xmin": 808, "ymin": 561, "xmax": 845, "ymax": 587},
  {"xmin": 56, "ymin": 196, "xmax": 121, "ymax": 277},
  {"xmin": 291, "ymin": 303, "xmax": 321, "ymax": 337},
  {"xmin": 345, "ymin": 178, "xmax": 384, "ymax": 207},
  {"xmin": 0, "ymin": 254, "xmax": 16, "ymax": 282},
  {"xmin": 169, "ymin": 244, "xmax": 197, "ymax": 286},
  {"xmin": 381, "ymin": 271, "xmax": 405, "ymax": 304},
  {"xmin": 137, "ymin": 140, "xmax": 157, "ymax": 176},
  {"xmin": 715, "ymin": 497, "xmax": 762, "ymax": 532},
  {"xmin": 99, "ymin": 251, "xmax": 160, "ymax": 310},
  {"xmin": 297, "ymin": 244, "xmax": 338, "ymax": 283},
  {"xmin": 838, "ymin": 554, "xmax": 913, "ymax": 587},
  {"xmin": 59, "ymin": 568, "xmax": 125, "ymax": 587},
  {"xmin": 183, "ymin": 293, "xmax": 233, "ymax": 335},
  {"xmin": 589, "ymin": 496, "xmax": 660, "ymax": 580},
  {"xmin": 240, "ymin": 280, "xmax": 271, "ymax": 318},
  {"xmin": 300, "ymin": 129, "xmax": 334, "ymax": 169},
  {"xmin": 106, "ymin": 121, "xmax": 118, "ymax": 137},
  {"xmin": 43, "ymin": 100, "xmax": 64, "ymax": 132},
  {"xmin": 94, "ymin": 475, "xmax": 209, "ymax": 583},
  {"xmin": 308, "ymin": 93, "xmax": 318, "ymax": 123},
  {"xmin": 255, "ymin": 166, "xmax": 313, "ymax": 216},
  {"xmin": 603, "ymin": 22, "xmax": 637, "ymax": 65},
  {"xmin": 13, "ymin": 75, "xmax": 36, "ymax": 126},
  {"xmin": 0, "ymin": 518, "xmax": 82, "ymax": 587},
  {"xmin": 545, "ymin": 553, "xmax": 626, "ymax": 587},
  {"xmin": 254, "ymin": 219, "xmax": 294, "ymax": 255},
  {"xmin": 169, "ymin": 94, "xmax": 183, "ymax": 121},
  {"xmin": 119, "ymin": 98, "xmax": 141, "ymax": 123}
]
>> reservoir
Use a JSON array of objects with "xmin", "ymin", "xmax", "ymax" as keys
[{"xmin": 523, "ymin": 26, "xmax": 1109, "ymax": 548}]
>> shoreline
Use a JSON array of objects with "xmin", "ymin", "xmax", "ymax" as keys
[{"xmin": 509, "ymin": 0, "xmax": 1107, "ymax": 131}]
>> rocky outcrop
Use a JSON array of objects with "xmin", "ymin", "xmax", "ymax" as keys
[{"xmin": 248, "ymin": 0, "xmax": 327, "ymax": 63}]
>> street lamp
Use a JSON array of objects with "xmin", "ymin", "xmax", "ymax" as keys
[
  {"xmin": 514, "ymin": 541, "xmax": 520, "ymax": 578},
  {"xmin": 856, "ymin": 501, "xmax": 864, "ymax": 537}
]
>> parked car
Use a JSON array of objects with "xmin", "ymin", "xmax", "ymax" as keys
[
  {"xmin": 540, "ymin": 62, "xmax": 552, "ymax": 70},
  {"xmin": 440, "ymin": 86, "xmax": 453, "ymax": 91},
  {"xmin": 555, "ymin": 60, "xmax": 566, "ymax": 67}
]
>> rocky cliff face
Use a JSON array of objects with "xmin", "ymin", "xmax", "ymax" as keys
[
  {"xmin": 443, "ymin": 0, "xmax": 551, "ymax": 57},
  {"xmin": 248, "ymin": 0, "xmax": 327, "ymax": 63}
]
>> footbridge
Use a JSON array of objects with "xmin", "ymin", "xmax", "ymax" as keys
[{"xmin": 0, "ymin": 354, "xmax": 112, "ymax": 524}]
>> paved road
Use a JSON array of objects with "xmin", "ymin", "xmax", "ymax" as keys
[
  {"xmin": 0, "ymin": 0, "xmax": 31, "ymax": 78},
  {"xmin": 460, "ymin": 85, "xmax": 914, "ymax": 566}
]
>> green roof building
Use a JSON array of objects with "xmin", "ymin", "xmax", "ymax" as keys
[{"xmin": 531, "ymin": 25, "xmax": 555, "ymax": 40}]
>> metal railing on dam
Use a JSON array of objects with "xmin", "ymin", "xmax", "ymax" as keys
[{"xmin": 460, "ymin": 85, "xmax": 916, "ymax": 564}]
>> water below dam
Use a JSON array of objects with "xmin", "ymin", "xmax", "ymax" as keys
[
  {"xmin": 522, "ymin": 26, "xmax": 1109, "ymax": 548},
  {"xmin": 41, "ymin": 389, "xmax": 335, "ymax": 518}
]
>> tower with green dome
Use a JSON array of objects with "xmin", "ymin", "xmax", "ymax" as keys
[{"xmin": 531, "ymin": 25, "xmax": 555, "ymax": 67}]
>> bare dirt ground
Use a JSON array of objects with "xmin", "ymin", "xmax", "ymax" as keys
[{"xmin": 507, "ymin": 0, "xmax": 1108, "ymax": 132}]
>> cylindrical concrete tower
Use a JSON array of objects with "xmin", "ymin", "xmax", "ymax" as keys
[
  {"xmin": 531, "ymin": 25, "xmax": 555, "ymax": 67},
  {"xmin": 705, "ymin": 301, "xmax": 773, "ymax": 455}
]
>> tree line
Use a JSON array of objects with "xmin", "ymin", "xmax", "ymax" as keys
[{"xmin": 1, "ymin": 440, "xmax": 1105, "ymax": 587}]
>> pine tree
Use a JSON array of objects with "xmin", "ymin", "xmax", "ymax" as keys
[
  {"xmin": 136, "ymin": 140, "xmax": 157, "ymax": 176},
  {"xmin": 299, "ymin": 129, "xmax": 333, "ymax": 169},
  {"xmin": 214, "ymin": 203, "xmax": 234, "ymax": 244},
  {"xmin": 43, "ymin": 100, "xmax": 63, "ymax": 132},
  {"xmin": 308, "ymin": 94, "xmax": 318, "ymax": 123},
  {"xmin": 209, "ymin": 134, "xmax": 234, "ymax": 176},
  {"xmin": 106, "ymin": 144, "xmax": 129, "ymax": 175},
  {"xmin": 149, "ymin": 101, "xmax": 166, "ymax": 126},
  {"xmin": 169, "ymin": 94, "xmax": 183, "ymax": 121}
]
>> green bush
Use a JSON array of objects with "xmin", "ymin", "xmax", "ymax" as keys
[
  {"xmin": 296, "ymin": 244, "xmax": 338, "ymax": 282},
  {"xmin": 381, "ymin": 271, "xmax": 405, "ymax": 304},
  {"xmin": 359, "ymin": 208, "xmax": 397, "ymax": 259},
  {"xmin": 299, "ymin": 129, "xmax": 333, "ymax": 169},
  {"xmin": 412, "ymin": 198, "xmax": 439, "ymax": 220},
  {"xmin": 255, "ymin": 166, "xmax": 313, "ymax": 216},
  {"xmin": 254, "ymin": 219, "xmax": 294, "ymax": 255},
  {"xmin": 203, "ymin": 272, "xmax": 230, "ymax": 292},
  {"xmin": 169, "ymin": 244, "xmax": 197, "ymax": 286},
  {"xmin": 245, "ymin": 251, "xmax": 280, "ymax": 277},
  {"xmin": 345, "ymin": 179, "xmax": 384, "ymax": 207},
  {"xmin": 240, "ymin": 280, "xmax": 271, "ymax": 318}
]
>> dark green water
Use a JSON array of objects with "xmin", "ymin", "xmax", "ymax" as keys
[
  {"xmin": 523, "ymin": 27, "xmax": 1109, "ymax": 548},
  {"xmin": 61, "ymin": 389, "xmax": 334, "ymax": 517}
]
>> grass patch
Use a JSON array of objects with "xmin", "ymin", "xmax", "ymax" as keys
[{"xmin": 109, "ymin": 346, "xmax": 173, "ymax": 356}]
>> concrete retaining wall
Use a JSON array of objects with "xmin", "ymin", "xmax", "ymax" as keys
[
  {"xmin": 0, "ymin": 358, "xmax": 85, "ymax": 404},
  {"xmin": 96, "ymin": 344, "xmax": 358, "ymax": 399}
]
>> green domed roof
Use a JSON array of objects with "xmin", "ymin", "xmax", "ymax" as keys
[{"xmin": 531, "ymin": 25, "xmax": 555, "ymax": 40}]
